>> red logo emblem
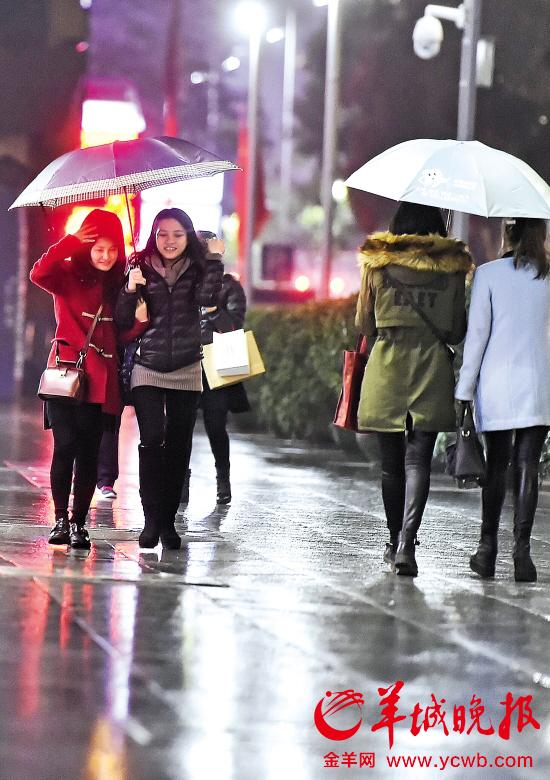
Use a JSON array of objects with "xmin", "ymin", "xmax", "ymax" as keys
[{"xmin": 314, "ymin": 690, "xmax": 364, "ymax": 740}]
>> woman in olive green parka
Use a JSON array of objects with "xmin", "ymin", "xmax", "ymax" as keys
[{"xmin": 356, "ymin": 202, "xmax": 472, "ymax": 577}]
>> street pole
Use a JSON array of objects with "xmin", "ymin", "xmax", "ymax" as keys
[
  {"xmin": 319, "ymin": 0, "xmax": 342, "ymax": 300},
  {"xmin": 453, "ymin": 0, "xmax": 482, "ymax": 243},
  {"xmin": 280, "ymin": 5, "xmax": 297, "ymax": 230},
  {"xmin": 13, "ymin": 207, "xmax": 28, "ymax": 399},
  {"xmin": 243, "ymin": 26, "xmax": 262, "ymax": 304},
  {"xmin": 206, "ymin": 72, "xmax": 220, "ymax": 148}
]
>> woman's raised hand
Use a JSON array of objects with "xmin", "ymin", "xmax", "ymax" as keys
[
  {"xmin": 206, "ymin": 237, "xmax": 225, "ymax": 255},
  {"xmin": 72, "ymin": 224, "xmax": 98, "ymax": 244},
  {"xmin": 127, "ymin": 267, "xmax": 146, "ymax": 292}
]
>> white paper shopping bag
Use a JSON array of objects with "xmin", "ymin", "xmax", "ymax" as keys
[{"xmin": 212, "ymin": 329, "xmax": 250, "ymax": 376}]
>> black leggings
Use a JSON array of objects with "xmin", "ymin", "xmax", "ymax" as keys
[
  {"xmin": 97, "ymin": 415, "xmax": 121, "ymax": 488},
  {"xmin": 201, "ymin": 385, "xmax": 230, "ymax": 472},
  {"xmin": 483, "ymin": 427, "xmax": 549, "ymax": 532},
  {"xmin": 377, "ymin": 430, "xmax": 438, "ymax": 537},
  {"xmin": 132, "ymin": 386, "xmax": 200, "ymax": 453},
  {"xmin": 47, "ymin": 401, "xmax": 104, "ymax": 522}
]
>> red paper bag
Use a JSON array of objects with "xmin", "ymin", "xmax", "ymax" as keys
[{"xmin": 333, "ymin": 335, "xmax": 369, "ymax": 431}]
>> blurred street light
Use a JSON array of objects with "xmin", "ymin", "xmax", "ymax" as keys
[
  {"xmin": 295, "ymin": 274, "xmax": 311, "ymax": 292},
  {"xmin": 222, "ymin": 56, "xmax": 241, "ymax": 72},
  {"xmin": 280, "ymin": 5, "xmax": 297, "ymax": 231},
  {"xmin": 330, "ymin": 276, "xmax": 345, "ymax": 296},
  {"xmin": 331, "ymin": 178, "xmax": 347, "ymax": 202},
  {"xmin": 413, "ymin": 1, "xmax": 482, "ymax": 243},
  {"xmin": 189, "ymin": 70, "xmax": 221, "ymax": 144},
  {"xmin": 266, "ymin": 27, "xmax": 285, "ymax": 44},
  {"xmin": 235, "ymin": 1, "xmax": 268, "ymax": 35},
  {"xmin": 319, "ymin": 0, "xmax": 342, "ymax": 300}
]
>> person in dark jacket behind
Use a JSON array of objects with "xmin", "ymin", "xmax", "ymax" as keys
[
  {"xmin": 30, "ymin": 210, "xmax": 127, "ymax": 549},
  {"xmin": 115, "ymin": 208, "xmax": 223, "ymax": 549},
  {"xmin": 181, "ymin": 263, "xmax": 250, "ymax": 505}
]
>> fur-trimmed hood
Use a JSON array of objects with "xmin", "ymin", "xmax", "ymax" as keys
[{"xmin": 359, "ymin": 231, "xmax": 472, "ymax": 273}]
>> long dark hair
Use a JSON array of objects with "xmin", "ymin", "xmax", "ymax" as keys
[
  {"xmin": 389, "ymin": 201, "xmax": 447, "ymax": 237},
  {"xmin": 131, "ymin": 207, "xmax": 206, "ymax": 277},
  {"xmin": 503, "ymin": 218, "xmax": 549, "ymax": 279}
]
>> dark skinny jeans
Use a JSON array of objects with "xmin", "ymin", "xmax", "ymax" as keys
[{"xmin": 47, "ymin": 401, "xmax": 103, "ymax": 523}]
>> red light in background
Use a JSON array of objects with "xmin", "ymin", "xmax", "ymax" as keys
[{"xmin": 294, "ymin": 275, "xmax": 310, "ymax": 292}]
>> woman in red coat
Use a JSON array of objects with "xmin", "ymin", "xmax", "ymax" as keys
[{"xmin": 30, "ymin": 209, "xmax": 127, "ymax": 549}]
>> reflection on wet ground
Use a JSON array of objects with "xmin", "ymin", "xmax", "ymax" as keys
[{"xmin": 1, "ymin": 402, "xmax": 550, "ymax": 778}]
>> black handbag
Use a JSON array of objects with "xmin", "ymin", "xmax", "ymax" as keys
[{"xmin": 446, "ymin": 402, "xmax": 487, "ymax": 487}]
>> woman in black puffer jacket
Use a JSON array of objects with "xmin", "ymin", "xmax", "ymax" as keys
[{"xmin": 115, "ymin": 208, "xmax": 223, "ymax": 549}]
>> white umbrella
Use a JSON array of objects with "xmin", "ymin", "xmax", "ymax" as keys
[{"xmin": 345, "ymin": 139, "xmax": 550, "ymax": 218}]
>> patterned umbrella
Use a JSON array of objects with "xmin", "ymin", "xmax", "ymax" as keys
[{"xmin": 9, "ymin": 136, "xmax": 239, "ymax": 209}]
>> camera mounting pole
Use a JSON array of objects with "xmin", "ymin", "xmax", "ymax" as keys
[
  {"xmin": 425, "ymin": 4, "xmax": 465, "ymax": 28},
  {"xmin": 415, "ymin": 1, "xmax": 482, "ymax": 244}
]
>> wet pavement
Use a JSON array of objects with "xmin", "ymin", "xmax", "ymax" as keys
[{"xmin": 1, "ymin": 402, "xmax": 550, "ymax": 779}]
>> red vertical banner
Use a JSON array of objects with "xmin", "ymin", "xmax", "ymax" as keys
[{"xmin": 235, "ymin": 124, "xmax": 270, "ymax": 280}]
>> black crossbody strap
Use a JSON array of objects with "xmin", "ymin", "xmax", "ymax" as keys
[{"xmin": 384, "ymin": 270, "xmax": 455, "ymax": 361}]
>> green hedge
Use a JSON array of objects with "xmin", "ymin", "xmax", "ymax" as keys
[
  {"xmin": 245, "ymin": 297, "xmax": 550, "ymax": 475},
  {"xmin": 244, "ymin": 298, "xmax": 550, "ymax": 479},
  {"xmin": 245, "ymin": 298, "xmax": 357, "ymax": 441}
]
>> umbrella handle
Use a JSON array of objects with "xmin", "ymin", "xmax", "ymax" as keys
[
  {"xmin": 123, "ymin": 187, "xmax": 137, "ymax": 258},
  {"xmin": 40, "ymin": 203, "xmax": 54, "ymax": 235}
]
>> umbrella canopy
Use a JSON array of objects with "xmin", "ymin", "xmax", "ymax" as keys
[
  {"xmin": 345, "ymin": 139, "xmax": 550, "ymax": 219},
  {"xmin": 9, "ymin": 136, "xmax": 239, "ymax": 209}
]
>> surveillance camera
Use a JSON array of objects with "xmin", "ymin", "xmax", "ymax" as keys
[{"xmin": 413, "ymin": 15, "xmax": 444, "ymax": 60}]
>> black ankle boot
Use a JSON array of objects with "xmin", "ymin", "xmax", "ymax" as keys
[
  {"xmin": 49, "ymin": 513, "xmax": 70, "ymax": 545},
  {"xmin": 69, "ymin": 521, "xmax": 91, "ymax": 549},
  {"xmin": 139, "ymin": 520, "xmax": 160, "ymax": 548},
  {"xmin": 383, "ymin": 534, "xmax": 399, "ymax": 565},
  {"xmin": 216, "ymin": 467, "xmax": 231, "ymax": 505},
  {"xmin": 470, "ymin": 534, "xmax": 498, "ymax": 578},
  {"xmin": 513, "ymin": 539, "xmax": 537, "ymax": 582},
  {"xmin": 394, "ymin": 532, "xmax": 419, "ymax": 576},
  {"xmin": 160, "ymin": 522, "xmax": 181, "ymax": 550}
]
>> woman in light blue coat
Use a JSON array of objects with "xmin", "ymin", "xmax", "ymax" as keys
[{"xmin": 456, "ymin": 218, "xmax": 550, "ymax": 582}]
